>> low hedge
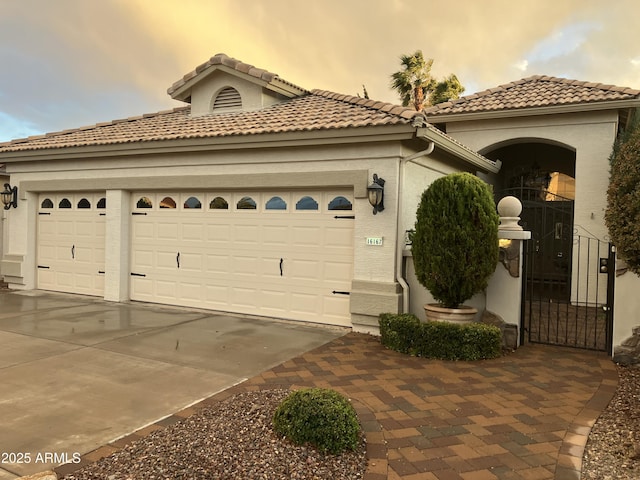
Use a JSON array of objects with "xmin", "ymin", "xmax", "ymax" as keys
[{"xmin": 379, "ymin": 313, "xmax": 502, "ymax": 360}]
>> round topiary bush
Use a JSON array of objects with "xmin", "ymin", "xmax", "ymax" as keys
[
  {"xmin": 412, "ymin": 172, "xmax": 499, "ymax": 308},
  {"xmin": 272, "ymin": 388, "xmax": 360, "ymax": 455}
]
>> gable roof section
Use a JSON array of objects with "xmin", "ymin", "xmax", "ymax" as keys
[
  {"xmin": 426, "ymin": 75, "xmax": 640, "ymax": 120},
  {"xmin": 0, "ymin": 90, "xmax": 419, "ymax": 154},
  {"xmin": 168, "ymin": 53, "xmax": 308, "ymax": 102}
]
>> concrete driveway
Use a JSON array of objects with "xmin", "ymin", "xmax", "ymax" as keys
[{"xmin": 0, "ymin": 291, "xmax": 347, "ymax": 478}]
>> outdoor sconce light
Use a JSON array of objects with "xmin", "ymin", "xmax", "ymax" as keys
[
  {"xmin": 367, "ymin": 174, "xmax": 385, "ymax": 215},
  {"xmin": 1, "ymin": 183, "xmax": 17, "ymax": 210}
]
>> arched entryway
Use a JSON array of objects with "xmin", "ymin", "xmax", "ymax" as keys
[{"xmin": 482, "ymin": 140, "xmax": 613, "ymax": 352}]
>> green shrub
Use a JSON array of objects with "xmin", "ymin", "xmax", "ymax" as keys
[
  {"xmin": 412, "ymin": 172, "xmax": 499, "ymax": 308},
  {"xmin": 379, "ymin": 312, "xmax": 421, "ymax": 353},
  {"xmin": 605, "ymin": 110, "xmax": 640, "ymax": 274},
  {"xmin": 272, "ymin": 388, "xmax": 360, "ymax": 454},
  {"xmin": 379, "ymin": 313, "xmax": 502, "ymax": 360}
]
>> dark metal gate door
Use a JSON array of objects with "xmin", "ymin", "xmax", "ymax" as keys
[
  {"xmin": 521, "ymin": 233, "xmax": 615, "ymax": 353},
  {"xmin": 499, "ymin": 187, "xmax": 615, "ymax": 353}
]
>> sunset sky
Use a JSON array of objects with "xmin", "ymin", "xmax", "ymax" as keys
[{"xmin": 1, "ymin": 0, "xmax": 639, "ymax": 142}]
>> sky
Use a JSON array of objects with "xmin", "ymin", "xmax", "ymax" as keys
[{"xmin": 1, "ymin": 0, "xmax": 639, "ymax": 143}]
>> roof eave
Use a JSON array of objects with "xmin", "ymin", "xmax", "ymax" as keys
[
  {"xmin": 0, "ymin": 125, "xmax": 416, "ymax": 163},
  {"xmin": 416, "ymin": 127, "xmax": 500, "ymax": 174},
  {"xmin": 428, "ymin": 98, "xmax": 640, "ymax": 123}
]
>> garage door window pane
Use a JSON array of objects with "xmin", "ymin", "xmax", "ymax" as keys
[
  {"xmin": 296, "ymin": 196, "xmax": 318, "ymax": 210},
  {"xmin": 78, "ymin": 198, "xmax": 91, "ymax": 209},
  {"xmin": 160, "ymin": 197, "xmax": 176, "ymax": 209},
  {"xmin": 237, "ymin": 196, "xmax": 257, "ymax": 210},
  {"xmin": 210, "ymin": 197, "xmax": 229, "ymax": 209},
  {"xmin": 328, "ymin": 196, "xmax": 352, "ymax": 210},
  {"xmin": 97, "ymin": 198, "xmax": 106, "ymax": 209},
  {"xmin": 59, "ymin": 198, "xmax": 72, "ymax": 209},
  {"xmin": 184, "ymin": 196, "xmax": 202, "ymax": 209},
  {"xmin": 136, "ymin": 197, "xmax": 153, "ymax": 208},
  {"xmin": 41, "ymin": 198, "xmax": 54, "ymax": 209},
  {"xmin": 266, "ymin": 196, "xmax": 287, "ymax": 210}
]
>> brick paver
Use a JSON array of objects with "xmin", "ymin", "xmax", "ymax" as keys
[{"xmin": 58, "ymin": 332, "xmax": 617, "ymax": 479}]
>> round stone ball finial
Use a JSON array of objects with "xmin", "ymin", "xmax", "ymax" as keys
[{"xmin": 497, "ymin": 196, "xmax": 523, "ymax": 231}]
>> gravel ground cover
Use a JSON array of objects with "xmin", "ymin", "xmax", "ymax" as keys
[
  {"xmin": 58, "ymin": 365, "xmax": 638, "ymax": 479},
  {"xmin": 582, "ymin": 365, "xmax": 639, "ymax": 480},
  {"xmin": 61, "ymin": 389, "xmax": 367, "ymax": 480}
]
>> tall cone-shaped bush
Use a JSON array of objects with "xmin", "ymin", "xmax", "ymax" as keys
[{"xmin": 412, "ymin": 172, "xmax": 499, "ymax": 308}]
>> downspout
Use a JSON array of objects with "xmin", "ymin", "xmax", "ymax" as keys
[{"xmin": 396, "ymin": 140, "xmax": 436, "ymax": 313}]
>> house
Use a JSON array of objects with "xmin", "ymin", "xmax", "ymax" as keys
[
  {"xmin": 0, "ymin": 54, "xmax": 637, "ymax": 356},
  {"xmin": 0, "ymin": 53, "xmax": 498, "ymax": 334},
  {"xmin": 424, "ymin": 76, "xmax": 640, "ymax": 352}
]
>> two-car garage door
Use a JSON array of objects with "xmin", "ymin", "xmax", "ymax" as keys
[{"xmin": 129, "ymin": 191, "xmax": 354, "ymax": 326}]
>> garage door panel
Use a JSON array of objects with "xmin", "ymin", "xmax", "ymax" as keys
[
  {"xmin": 181, "ymin": 223, "xmax": 204, "ymax": 242},
  {"xmin": 290, "ymin": 293, "xmax": 321, "ymax": 316},
  {"xmin": 234, "ymin": 255, "xmax": 260, "ymax": 275},
  {"xmin": 157, "ymin": 222, "xmax": 179, "ymax": 240},
  {"xmin": 178, "ymin": 252, "xmax": 203, "ymax": 273},
  {"xmin": 206, "ymin": 224, "xmax": 231, "ymax": 242},
  {"xmin": 290, "ymin": 259, "xmax": 321, "ymax": 281},
  {"xmin": 234, "ymin": 224, "xmax": 260, "ymax": 243},
  {"xmin": 261, "ymin": 290, "xmax": 288, "ymax": 310},
  {"xmin": 263, "ymin": 225, "xmax": 289, "ymax": 245},
  {"xmin": 179, "ymin": 282, "xmax": 202, "ymax": 302},
  {"xmin": 205, "ymin": 285, "xmax": 230, "ymax": 304},
  {"xmin": 206, "ymin": 254, "xmax": 231, "ymax": 274},
  {"xmin": 134, "ymin": 222, "xmax": 155, "ymax": 240},
  {"xmin": 232, "ymin": 287, "xmax": 258, "ymax": 307},
  {"xmin": 292, "ymin": 226, "xmax": 322, "ymax": 246}
]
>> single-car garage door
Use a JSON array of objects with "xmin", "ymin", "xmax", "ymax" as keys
[
  {"xmin": 130, "ymin": 191, "xmax": 354, "ymax": 326},
  {"xmin": 37, "ymin": 193, "xmax": 106, "ymax": 296}
]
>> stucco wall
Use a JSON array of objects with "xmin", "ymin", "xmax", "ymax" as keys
[
  {"xmin": 613, "ymin": 271, "xmax": 640, "ymax": 348},
  {"xmin": 444, "ymin": 110, "xmax": 639, "ymax": 353}
]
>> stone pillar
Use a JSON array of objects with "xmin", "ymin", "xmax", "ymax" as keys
[{"xmin": 485, "ymin": 196, "xmax": 531, "ymax": 349}]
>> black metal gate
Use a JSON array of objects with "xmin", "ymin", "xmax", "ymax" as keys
[{"xmin": 501, "ymin": 188, "xmax": 615, "ymax": 353}]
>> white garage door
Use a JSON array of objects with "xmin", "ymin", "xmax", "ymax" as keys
[
  {"xmin": 130, "ymin": 191, "xmax": 354, "ymax": 326},
  {"xmin": 37, "ymin": 193, "xmax": 106, "ymax": 296}
]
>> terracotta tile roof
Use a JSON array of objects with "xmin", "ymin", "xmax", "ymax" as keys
[
  {"xmin": 426, "ymin": 75, "xmax": 640, "ymax": 117},
  {"xmin": 168, "ymin": 53, "xmax": 308, "ymax": 99},
  {"xmin": 0, "ymin": 91, "xmax": 420, "ymax": 153}
]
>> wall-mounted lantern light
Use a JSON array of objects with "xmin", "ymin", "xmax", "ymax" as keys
[
  {"xmin": 1, "ymin": 183, "xmax": 17, "ymax": 210},
  {"xmin": 367, "ymin": 174, "xmax": 385, "ymax": 215}
]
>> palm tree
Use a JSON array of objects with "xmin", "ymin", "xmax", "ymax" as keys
[
  {"xmin": 391, "ymin": 50, "xmax": 436, "ymax": 111},
  {"xmin": 391, "ymin": 51, "xmax": 465, "ymax": 110}
]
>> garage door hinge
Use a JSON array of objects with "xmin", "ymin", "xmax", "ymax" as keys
[
  {"xmin": 98, "ymin": 271, "xmax": 105, "ymax": 274},
  {"xmin": 99, "ymin": 213, "xmax": 106, "ymax": 216},
  {"xmin": 332, "ymin": 290, "xmax": 350, "ymax": 295},
  {"xmin": 37, "ymin": 265, "xmax": 50, "ymax": 269},
  {"xmin": 130, "ymin": 272, "xmax": 146, "ymax": 277},
  {"xmin": 333, "ymin": 215, "xmax": 355, "ymax": 219},
  {"xmin": 38, "ymin": 212, "xmax": 51, "ymax": 216},
  {"xmin": 132, "ymin": 212, "xmax": 147, "ymax": 216}
]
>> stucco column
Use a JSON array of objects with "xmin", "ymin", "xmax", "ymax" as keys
[
  {"xmin": 486, "ymin": 197, "xmax": 531, "ymax": 346},
  {"xmin": 104, "ymin": 190, "xmax": 130, "ymax": 301}
]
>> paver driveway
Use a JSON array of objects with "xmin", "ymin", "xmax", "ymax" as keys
[{"xmin": 0, "ymin": 291, "xmax": 346, "ymax": 478}]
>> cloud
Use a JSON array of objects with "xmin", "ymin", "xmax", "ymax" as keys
[{"xmin": 1, "ymin": 0, "xmax": 639, "ymax": 143}]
